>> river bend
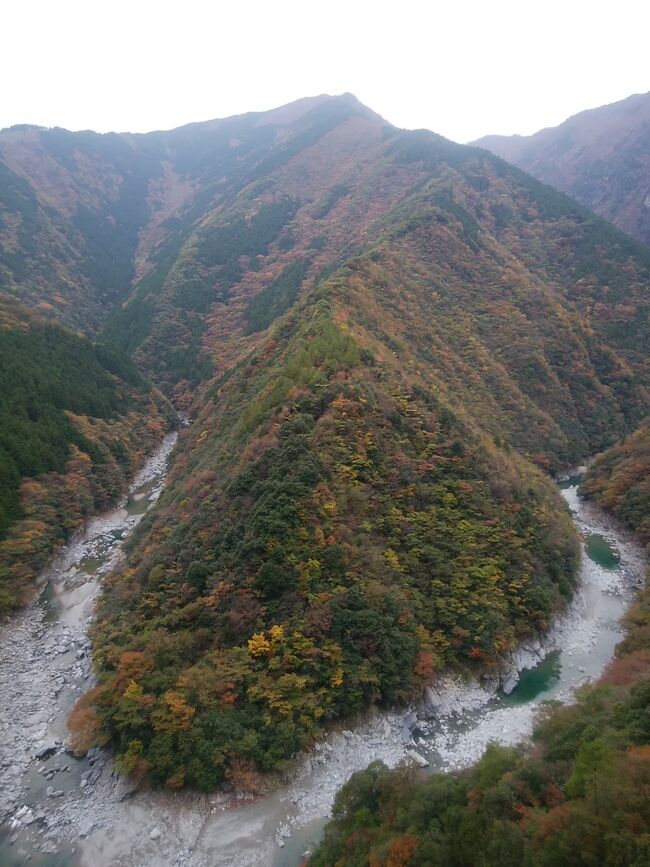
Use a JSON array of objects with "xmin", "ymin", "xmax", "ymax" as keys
[{"xmin": 0, "ymin": 460, "xmax": 645, "ymax": 867}]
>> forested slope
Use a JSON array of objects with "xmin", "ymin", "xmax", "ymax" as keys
[
  {"xmin": 475, "ymin": 91, "xmax": 650, "ymax": 246},
  {"xmin": 78, "ymin": 289, "xmax": 579, "ymax": 789},
  {"xmin": 310, "ymin": 440, "xmax": 650, "ymax": 866},
  {"xmin": 3, "ymin": 94, "xmax": 649, "ymax": 792},
  {"xmin": 0, "ymin": 295, "xmax": 173, "ymax": 613},
  {"xmin": 0, "ymin": 95, "xmax": 384, "ymax": 333},
  {"xmin": 101, "ymin": 104, "xmax": 650, "ymax": 424},
  {"xmin": 581, "ymin": 421, "xmax": 650, "ymax": 549},
  {"xmin": 0, "ymin": 126, "xmax": 161, "ymax": 330},
  {"xmin": 59, "ymin": 97, "xmax": 650, "ymax": 789}
]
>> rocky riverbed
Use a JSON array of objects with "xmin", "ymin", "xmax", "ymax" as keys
[
  {"xmin": 0, "ymin": 434, "xmax": 178, "ymax": 865},
  {"xmin": 0, "ymin": 466, "xmax": 646, "ymax": 867}
]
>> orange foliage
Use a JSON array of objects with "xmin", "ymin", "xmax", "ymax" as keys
[
  {"xmin": 68, "ymin": 686, "xmax": 110, "ymax": 754},
  {"xmin": 532, "ymin": 804, "xmax": 573, "ymax": 846},
  {"xmin": 115, "ymin": 651, "xmax": 154, "ymax": 692},
  {"xmin": 226, "ymin": 756, "xmax": 263, "ymax": 794},
  {"xmin": 602, "ymin": 650, "xmax": 650, "ymax": 686},
  {"xmin": 414, "ymin": 651, "xmax": 436, "ymax": 680},
  {"xmin": 163, "ymin": 690, "xmax": 196, "ymax": 731},
  {"xmin": 386, "ymin": 834, "xmax": 419, "ymax": 866}
]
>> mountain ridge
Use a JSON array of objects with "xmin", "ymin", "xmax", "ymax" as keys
[
  {"xmin": 474, "ymin": 91, "xmax": 650, "ymax": 246},
  {"xmin": 1, "ymin": 92, "xmax": 382, "ymax": 138},
  {"xmin": 50, "ymin": 96, "xmax": 647, "ymax": 788},
  {"xmin": 0, "ymin": 93, "xmax": 390, "ymax": 330}
]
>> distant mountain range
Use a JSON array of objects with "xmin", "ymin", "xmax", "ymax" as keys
[{"xmin": 475, "ymin": 91, "xmax": 650, "ymax": 246}]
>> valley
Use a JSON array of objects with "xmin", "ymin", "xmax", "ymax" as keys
[
  {"xmin": 0, "ymin": 90, "xmax": 649, "ymax": 866},
  {"xmin": 0, "ymin": 462, "xmax": 645, "ymax": 866}
]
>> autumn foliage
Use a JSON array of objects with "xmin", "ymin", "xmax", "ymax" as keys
[
  {"xmin": 310, "ymin": 432, "xmax": 650, "ymax": 866},
  {"xmin": 580, "ymin": 421, "xmax": 650, "ymax": 550},
  {"xmin": 0, "ymin": 295, "xmax": 172, "ymax": 614}
]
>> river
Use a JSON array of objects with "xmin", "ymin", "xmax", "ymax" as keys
[{"xmin": 0, "ymin": 458, "xmax": 646, "ymax": 867}]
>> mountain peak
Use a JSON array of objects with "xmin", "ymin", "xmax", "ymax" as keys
[{"xmin": 250, "ymin": 91, "xmax": 389, "ymax": 128}]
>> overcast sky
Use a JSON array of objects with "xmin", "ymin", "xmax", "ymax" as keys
[{"xmin": 3, "ymin": 0, "xmax": 648, "ymax": 143}]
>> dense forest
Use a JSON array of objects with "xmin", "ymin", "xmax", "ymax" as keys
[
  {"xmin": 100, "ymin": 114, "xmax": 650, "ymax": 418},
  {"xmin": 0, "ymin": 295, "xmax": 172, "ymax": 614},
  {"xmin": 72, "ymin": 294, "xmax": 579, "ymax": 788},
  {"xmin": 580, "ymin": 422, "xmax": 650, "ymax": 549},
  {"xmin": 310, "ymin": 435, "xmax": 650, "ymax": 865},
  {"xmin": 0, "ymin": 126, "xmax": 161, "ymax": 330},
  {"xmin": 476, "ymin": 91, "xmax": 650, "ymax": 247}
]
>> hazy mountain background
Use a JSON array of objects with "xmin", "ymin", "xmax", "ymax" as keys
[{"xmin": 475, "ymin": 91, "xmax": 650, "ymax": 246}]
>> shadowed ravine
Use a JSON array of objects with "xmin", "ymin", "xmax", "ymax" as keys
[{"xmin": 0, "ymin": 452, "xmax": 646, "ymax": 867}]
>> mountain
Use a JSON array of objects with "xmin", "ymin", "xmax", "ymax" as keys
[
  {"xmin": 1, "ymin": 94, "xmax": 648, "ymax": 789},
  {"xmin": 96, "ymin": 96, "xmax": 650, "ymax": 458},
  {"xmin": 60, "ymin": 98, "xmax": 650, "ymax": 789},
  {"xmin": 0, "ymin": 294, "xmax": 173, "ymax": 613},
  {"xmin": 0, "ymin": 125, "xmax": 159, "ymax": 330},
  {"xmin": 474, "ymin": 91, "xmax": 650, "ymax": 246},
  {"xmin": 0, "ymin": 94, "xmax": 381, "ymax": 332},
  {"xmin": 311, "ymin": 431, "xmax": 650, "ymax": 866}
]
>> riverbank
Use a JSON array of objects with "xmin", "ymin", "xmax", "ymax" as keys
[
  {"xmin": 0, "ymin": 434, "xmax": 178, "ymax": 865},
  {"xmin": 0, "ymin": 471, "xmax": 646, "ymax": 867}
]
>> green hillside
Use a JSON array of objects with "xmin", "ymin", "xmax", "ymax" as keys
[
  {"xmin": 311, "ymin": 429, "xmax": 650, "ymax": 867},
  {"xmin": 581, "ymin": 421, "xmax": 650, "ymax": 548},
  {"xmin": 80, "ymin": 291, "xmax": 578, "ymax": 789},
  {"xmin": 57, "ymin": 98, "xmax": 650, "ymax": 789},
  {"xmin": 0, "ymin": 295, "xmax": 172, "ymax": 613}
]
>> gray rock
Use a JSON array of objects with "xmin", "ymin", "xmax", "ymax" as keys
[
  {"xmin": 113, "ymin": 773, "xmax": 138, "ymax": 802},
  {"xmin": 500, "ymin": 669, "xmax": 519, "ymax": 695},
  {"xmin": 21, "ymin": 809, "xmax": 35, "ymax": 825},
  {"xmin": 15, "ymin": 805, "xmax": 35, "ymax": 825},
  {"xmin": 149, "ymin": 826, "xmax": 162, "ymax": 840},
  {"xmin": 35, "ymin": 744, "xmax": 57, "ymax": 761},
  {"xmin": 209, "ymin": 792, "xmax": 229, "ymax": 806},
  {"xmin": 406, "ymin": 749, "xmax": 430, "ymax": 768}
]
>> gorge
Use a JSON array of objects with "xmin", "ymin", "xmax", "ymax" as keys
[
  {"xmin": 0, "ymin": 92, "xmax": 648, "ymax": 865},
  {"xmin": 0, "ymin": 455, "xmax": 646, "ymax": 865}
]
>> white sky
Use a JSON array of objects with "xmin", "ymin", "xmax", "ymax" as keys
[{"xmin": 2, "ymin": 0, "xmax": 649, "ymax": 143}]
